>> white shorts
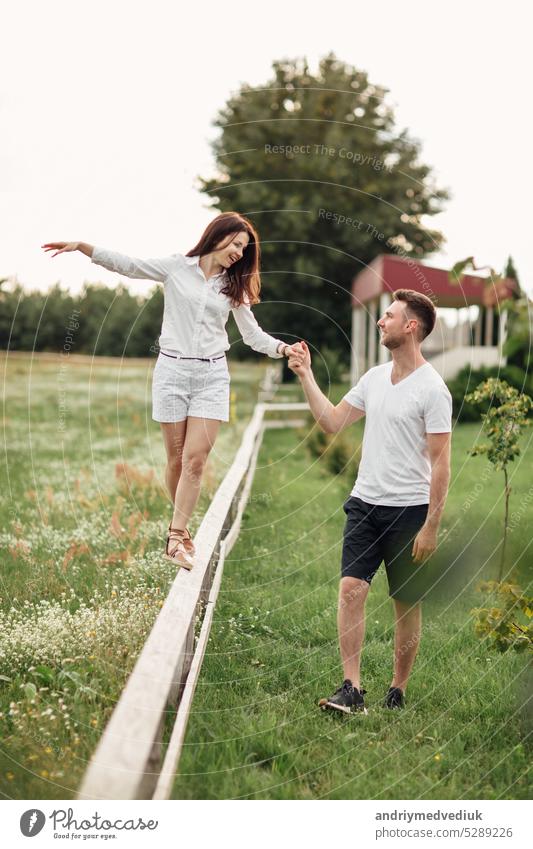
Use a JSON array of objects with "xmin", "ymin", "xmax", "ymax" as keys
[{"xmin": 152, "ymin": 351, "xmax": 230, "ymax": 423}]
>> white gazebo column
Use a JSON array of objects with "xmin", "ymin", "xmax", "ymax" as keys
[
  {"xmin": 498, "ymin": 308, "xmax": 508, "ymax": 365},
  {"xmin": 351, "ymin": 306, "xmax": 367, "ymax": 384},
  {"xmin": 485, "ymin": 306, "xmax": 494, "ymax": 347},
  {"xmin": 455, "ymin": 309, "xmax": 464, "ymax": 347},
  {"xmin": 367, "ymin": 298, "xmax": 377, "ymax": 368},
  {"xmin": 474, "ymin": 306, "xmax": 483, "ymax": 347},
  {"xmin": 378, "ymin": 291, "xmax": 392, "ymax": 363}
]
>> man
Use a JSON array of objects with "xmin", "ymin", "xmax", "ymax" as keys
[{"xmin": 289, "ymin": 289, "xmax": 452, "ymax": 714}]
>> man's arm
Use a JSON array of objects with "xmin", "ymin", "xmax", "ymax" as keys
[
  {"xmin": 426, "ymin": 432, "xmax": 451, "ymax": 531},
  {"xmin": 412, "ymin": 432, "xmax": 451, "ymax": 562},
  {"xmin": 289, "ymin": 342, "xmax": 365, "ymax": 433}
]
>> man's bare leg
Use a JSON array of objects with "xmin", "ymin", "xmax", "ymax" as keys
[
  {"xmin": 391, "ymin": 598, "xmax": 422, "ymax": 692},
  {"xmin": 337, "ymin": 577, "xmax": 370, "ymax": 690}
]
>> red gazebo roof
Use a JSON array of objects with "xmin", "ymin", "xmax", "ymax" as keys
[{"xmin": 351, "ymin": 254, "xmax": 517, "ymax": 309}]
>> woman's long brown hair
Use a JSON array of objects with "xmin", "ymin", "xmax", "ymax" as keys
[{"xmin": 186, "ymin": 212, "xmax": 261, "ymax": 307}]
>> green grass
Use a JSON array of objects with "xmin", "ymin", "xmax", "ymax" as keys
[
  {"xmin": 1, "ymin": 360, "xmax": 531, "ymax": 799},
  {"xmin": 0, "ymin": 352, "xmax": 268, "ymax": 799},
  {"xmin": 171, "ymin": 418, "xmax": 532, "ymax": 800}
]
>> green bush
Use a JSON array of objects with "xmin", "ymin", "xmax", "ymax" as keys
[
  {"xmin": 312, "ymin": 347, "xmax": 348, "ymax": 387},
  {"xmin": 448, "ymin": 365, "xmax": 533, "ymax": 421},
  {"xmin": 472, "ymin": 581, "xmax": 533, "ymax": 654},
  {"xmin": 303, "ymin": 419, "xmax": 361, "ymax": 479}
]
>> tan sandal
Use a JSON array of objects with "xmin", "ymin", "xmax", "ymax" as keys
[
  {"xmin": 167, "ymin": 523, "xmax": 195, "ymax": 556},
  {"xmin": 165, "ymin": 527, "xmax": 195, "ymax": 570}
]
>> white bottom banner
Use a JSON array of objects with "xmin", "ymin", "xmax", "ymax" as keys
[{"xmin": 3, "ymin": 799, "xmax": 530, "ymax": 847}]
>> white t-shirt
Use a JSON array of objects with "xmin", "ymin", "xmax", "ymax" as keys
[{"xmin": 343, "ymin": 361, "xmax": 452, "ymax": 506}]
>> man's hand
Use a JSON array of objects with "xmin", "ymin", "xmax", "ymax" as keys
[
  {"xmin": 412, "ymin": 524, "xmax": 438, "ymax": 563},
  {"xmin": 288, "ymin": 340, "xmax": 312, "ymax": 377}
]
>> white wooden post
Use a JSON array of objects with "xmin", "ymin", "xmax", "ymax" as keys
[
  {"xmin": 77, "ymin": 401, "xmax": 311, "ymax": 801},
  {"xmin": 378, "ymin": 292, "xmax": 391, "ymax": 364},
  {"xmin": 474, "ymin": 307, "xmax": 483, "ymax": 347},
  {"xmin": 78, "ymin": 406, "xmax": 266, "ymax": 800},
  {"xmin": 361, "ymin": 306, "xmax": 368, "ymax": 375},
  {"xmin": 499, "ymin": 309, "xmax": 508, "ymax": 365},
  {"xmin": 485, "ymin": 306, "xmax": 494, "ymax": 347},
  {"xmin": 351, "ymin": 306, "xmax": 366, "ymax": 384},
  {"xmin": 455, "ymin": 310, "xmax": 464, "ymax": 346},
  {"xmin": 367, "ymin": 299, "xmax": 377, "ymax": 368}
]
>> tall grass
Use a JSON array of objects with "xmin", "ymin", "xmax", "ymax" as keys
[{"xmin": 0, "ymin": 353, "xmax": 266, "ymax": 798}]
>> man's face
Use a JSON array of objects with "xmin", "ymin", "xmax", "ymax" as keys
[{"xmin": 376, "ymin": 300, "xmax": 418, "ymax": 349}]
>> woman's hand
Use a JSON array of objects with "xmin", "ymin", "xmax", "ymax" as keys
[
  {"xmin": 41, "ymin": 241, "xmax": 79, "ymax": 258},
  {"xmin": 288, "ymin": 340, "xmax": 312, "ymax": 377}
]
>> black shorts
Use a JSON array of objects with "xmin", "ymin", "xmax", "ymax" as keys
[{"xmin": 341, "ymin": 496, "xmax": 429, "ymax": 603}]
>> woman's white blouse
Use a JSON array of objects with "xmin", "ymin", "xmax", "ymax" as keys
[{"xmin": 91, "ymin": 247, "xmax": 284, "ymax": 359}]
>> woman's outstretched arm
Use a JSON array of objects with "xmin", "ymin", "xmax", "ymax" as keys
[
  {"xmin": 231, "ymin": 302, "xmax": 287, "ymax": 358},
  {"xmin": 42, "ymin": 241, "xmax": 94, "ymax": 257},
  {"xmin": 42, "ymin": 241, "xmax": 176, "ymax": 282}
]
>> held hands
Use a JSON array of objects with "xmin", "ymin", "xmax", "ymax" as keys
[
  {"xmin": 41, "ymin": 242, "xmax": 79, "ymax": 257},
  {"xmin": 288, "ymin": 340, "xmax": 312, "ymax": 377}
]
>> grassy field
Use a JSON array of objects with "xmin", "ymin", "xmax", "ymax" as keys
[
  {"xmin": 1, "ymin": 357, "xmax": 531, "ymax": 800},
  {"xmin": 0, "ymin": 352, "xmax": 269, "ymax": 799},
  {"xmin": 171, "ymin": 412, "xmax": 532, "ymax": 799}
]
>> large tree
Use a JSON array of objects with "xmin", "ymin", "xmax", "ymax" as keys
[{"xmin": 199, "ymin": 54, "xmax": 449, "ymax": 360}]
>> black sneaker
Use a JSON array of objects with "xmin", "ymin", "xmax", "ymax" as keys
[
  {"xmin": 384, "ymin": 686, "xmax": 404, "ymax": 708},
  {"xmin": 319, "ymin": 679, "xmax": 368, "ymax": 715}
]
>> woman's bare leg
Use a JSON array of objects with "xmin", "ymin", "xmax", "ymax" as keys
[
  {"xmin": 171, "ymin": 417, "xmax": 221, "ymax": 529},
  {"xmin": 160, "ymin": 420, "xmax": 188, "ymax": 504}
]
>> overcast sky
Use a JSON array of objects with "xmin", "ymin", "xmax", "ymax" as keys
[{"xmin": 2, "ymin": 0, "xmax": 531, "ymax": 299}]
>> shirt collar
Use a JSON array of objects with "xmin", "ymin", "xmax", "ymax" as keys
[{"xmin": 185, "ymin": 254, "xmax": 226, "ymax": 279}]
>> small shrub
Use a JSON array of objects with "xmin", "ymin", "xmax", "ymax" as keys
[
  {"xmin": 303, "ymin": 419, "xmax": 361, "ymax": 479},
  {"xmin": 472, "ymin": 580, "xmax": 533, "ymax": 654},
  {"xmin": 448, "ymin": 365, "xmax": 533, "ymax": 422},
  {"xmin": 312, "ymin": 347, "xmax": 348, "ymax": 387},
  {"xmin": 465, "ymin": 378, "xmax": 531, "ymax": 580}
]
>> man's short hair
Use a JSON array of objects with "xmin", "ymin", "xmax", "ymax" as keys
[{"xmin": 393, "ymin": 289, "xmax": 437, "ymax": 341}]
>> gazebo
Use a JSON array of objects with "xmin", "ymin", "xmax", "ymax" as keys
[{"xmin": 350, "ymin": 254, "xmax": 517, "ymax": 383}]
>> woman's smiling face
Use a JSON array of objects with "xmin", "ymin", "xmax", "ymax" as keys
[{"xmin": 213, "ymin": 231, "xmax": 250, "ymax": 268}]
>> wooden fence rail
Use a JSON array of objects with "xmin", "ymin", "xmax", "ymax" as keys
[{"xmin": 78, "ymin": 368, "xmax": 309, "ymax": 799}]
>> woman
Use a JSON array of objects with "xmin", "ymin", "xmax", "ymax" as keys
[{"xmin": 42, "ymin": 212, "xmax": 299, "ymax": 570}]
